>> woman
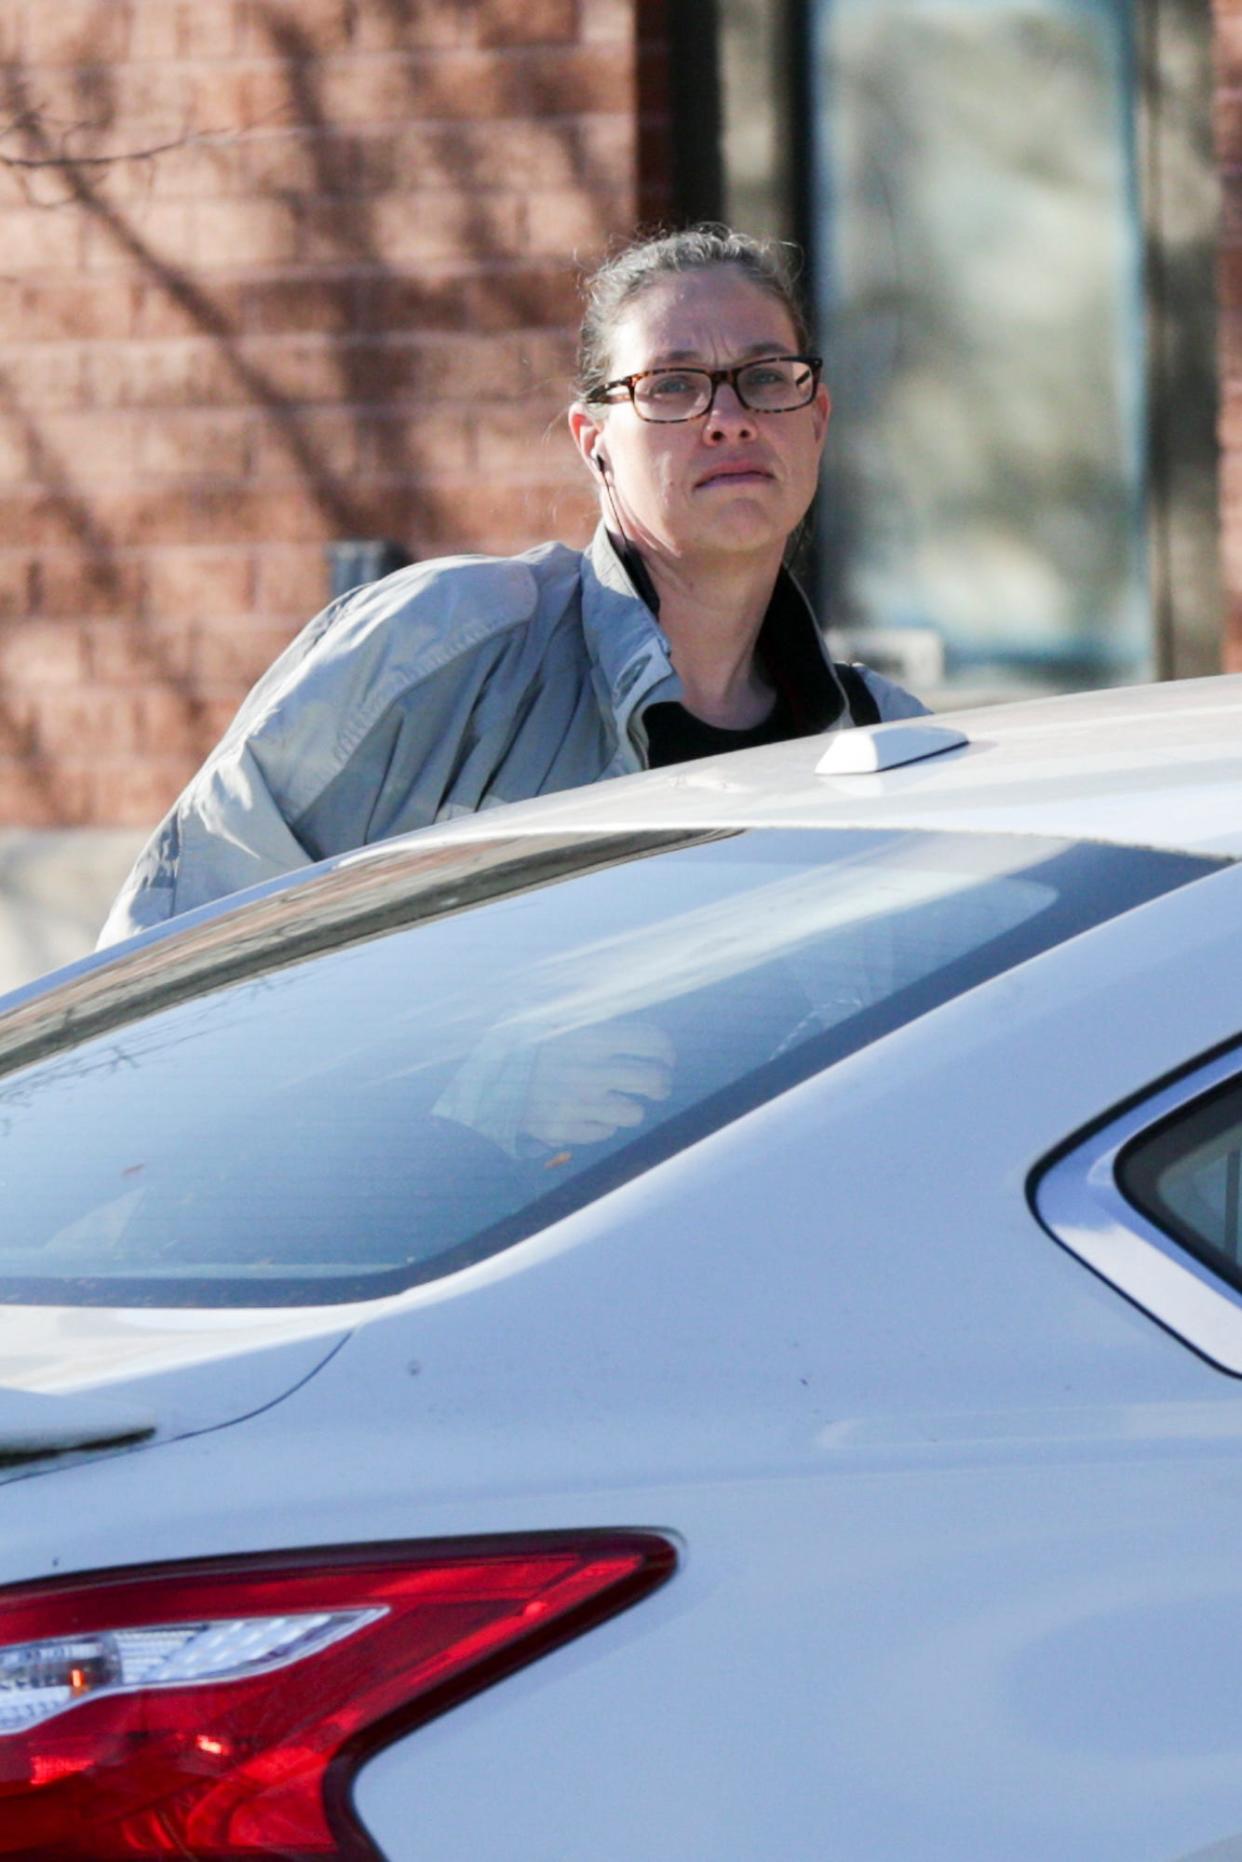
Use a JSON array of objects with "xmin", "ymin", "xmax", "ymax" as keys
[{"xmin": 100, "ymin": 225, "xmax": 926, "ymax": 947}]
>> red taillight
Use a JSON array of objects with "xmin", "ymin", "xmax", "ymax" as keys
[{"xmin": 0, "ymin": 1532, "xmax": 675, "ymax": 1859}]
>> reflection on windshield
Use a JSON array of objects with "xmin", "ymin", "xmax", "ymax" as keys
[{"xmin": 0, "ymin": 828, "xmax": 1216, "ymax": 1306}]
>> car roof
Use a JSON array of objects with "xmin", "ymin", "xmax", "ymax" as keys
[
  {"xmin": 0, "ymin": 674, "xmax": 1235, "ymax": 1054},
  {"xmin": 359, "ymin": 672, "xmax": 1242, "ymax": 862}
]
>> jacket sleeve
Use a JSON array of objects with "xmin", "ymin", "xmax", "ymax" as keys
[{"xmin": 97, "ymin": 556, "xmax": 543, "ymax": 949}]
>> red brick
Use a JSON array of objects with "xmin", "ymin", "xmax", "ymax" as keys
[
  {"xmin": 136, "ymin": 135, "xmax": 250, "ymax": 203},
  {"xmin": 1220, "ymin": 12, "xmax": 1242, "ymax": 79},
  {"xmin": 0, "ymin": 347, "xmax": 84, "ymax": 412},
  {"xmin": 354, "ymin": 409, "xmax": 473, "ymax": 476},
  {"xmin": 0, "ymin": 207, "xmax": 84, "ymax": 273},
  {"xmin": 505, "ymin": 327, "xmax": 580, "ymax": 390},
  {"xmin": 130, "ymin": 0, "xmax": 241, "ymax": 61},
  {"xmin": 136, "ymin": 685, "xmax": 221, "ymax": 753},
  {"xmin": 580, "ymin": 0, "xmax": 632, "ymax": 42},
  {"xmin": 314, "ymin": 332, "xmax": 551, "ymax": 405},
  {"xmin": 34, "ymin": 411, "xmax": 142, "ymax": 480},
  {"xmin": 237, "ymin": 334, "xmax": 344, "ymax": 402},
  {"xmin": 2, "ymin": 279, "xmax": 137, "ymax": 342},
  {"xmin": 1219, "ymin": 310, "xmax": 1242, "ymax": 381},
  {"xmin": 131, "ymin": 279, "xmax": 243, "ymax": 340},
  {"xmin": 83, "ymin": 200, "xmax": 195, "ymax": 273},
  {"xmin": 81, "ymin": 341, "xmax": 240, "ymax": 410},
  {"xmin": 368, "ymin": 476, "xmax": 589, "ymax": 545},
  {"xmin": 0, "ymin": 0, "xmax": 22, "ymax": 59},
  {"xmin": 127, "ymin": 0, "xmax": 185, "ymax": 61},
  {"xmin": 33, "ymin": 552, "xmax": 144, "ymax": 618},
  {"xmin": 477, "ymin": 0, "xmax": 577, "ymax": 47},
  {"xmin": 524, "ymin": 186, "xmax": 635, "ymax": 255},
  {"xmin": 192, "ymin": 618, "xmax": 297, "ymax": 684},
  {"xmin": 194, "ymin": 197, "xmax": 302, "ymax": 267},
  {"xmin": 240, "ymin": 274, "xmax": 357, "ymax": 335},
  {"xmin": 0, "ymin": 281, "xmax": 26, "ymax": 345},
  {"xmin": 241, "ymin": 127, "xmax": 357, "ymax": 195},
  {"xmin": 1221, "ymin": 506, "xmax": 1242, "ymax": 597},
  {"xmin": 1222, "ymin": 173, "xmax": 1242, "ymax": 240},
  {"xmin": 139, "ymin": 409, "xmax": 252, "ymax": 480},
  {"xmin": 237, "ymin": 0, "xmax": 358, "ymax": 57},
  {"xmin": 0, "ymin": 619, "xmax": 88, "ymax": 684},
  {"xmin": 320, "ymin": 45, "xmax": 628, "ymax": 123},
  {"xmin": 95, "ymin": 482, "xmax": 342, "ymax": 546},
  {"xmin": 364, "ymin": 120, "xmax": 598, "ymax": 192},
  {"xmin": 355, "ymin": 271, "xmax": 469, "ymax": 332},
  {"xmin": 145, "ymin": 547, "xmax": 254, "ymax": 619},
  {"xmin": 24, "ymin": 0, "xmax": 133, "ymax": 66},
  {"xmin": 86, "ymin": 756, "xmax": 200, "ymax": 825},
  {"xmin": 89, "ymin": 615, "xmax": 198, "ymax": 682},
  {"xmin": 306, "ymin": 191, "xmax": 524, "ymax": 265},
  {"xmin": 0, "ymin": 555, "xmax": 35, "ymax": 619},
  {"xmin": 255, "ymin": 543, "xmax": 331, "ymax": 616},
  {"xmin": 351, "ymin": 1, "xmax": 468, "ymax": 50},
  {"xmin": 252, "ymin": 405, "xmax": 358, "ymax": 479},
  {"xmin": 1217, "ymin": 91, "xmax": 1242, "ymax": 164},
  {"xmin": 463, "ymin": 264, "xmax": 580, "ymax": 331},
  {"xmin": 106, "ymin": 64, "xmax": 197, "ymax": 132},
  {"xmin": 29, "ymin": 689, "xmax": 143, "ymax": 756},
  {"xmin": 0, "ymin": 414, "xmax": 30, "ymax": 483},
  {"xmin": 1221, "ymin": 383, "xmax": 1242, "ymax": 449},
  {"xmin": 472, "ymin": 404, "xmax": 579, "ymax": 477},
  {"xmin": 0, "ymin": 756, "xmax": 86, "ymax": 828}
]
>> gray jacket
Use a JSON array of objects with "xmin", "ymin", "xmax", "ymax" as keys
[{"xmin": 100, "ymin": 525, "xmax": 927, "ymax": 946}]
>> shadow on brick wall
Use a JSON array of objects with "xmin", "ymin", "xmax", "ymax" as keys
[{"xmin": 0, "ymin": 0, "xmax": 618, "ymax": 827}]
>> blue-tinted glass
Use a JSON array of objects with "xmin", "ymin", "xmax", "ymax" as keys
[
  {"xmin": 0, "ymin": 829, "xmax": 1213, "ymax": 1307},
  {"xmin": 810, "ymin": 0, "xmax": 1148, "ymax": 693}
]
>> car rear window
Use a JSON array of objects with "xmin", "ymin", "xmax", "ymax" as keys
[
  {"xmin": 0, "ymin": 827, "xmax": 1218, "ymax": 1307},
  {"xmin": 1117, "ymin": 1074, "xmax": 1242, "ymax": 1295}
]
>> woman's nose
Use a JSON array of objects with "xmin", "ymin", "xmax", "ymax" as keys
[{"xmin": 704, "ymin": 381, "xmax": 756, "ymax": 438}]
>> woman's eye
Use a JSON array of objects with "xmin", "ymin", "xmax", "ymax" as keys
[
  {"xmin": 648, "ymin": 373, "xmax": 700, "ymax": 399},
  {"xmin": 745, "ymin": 364, "xmax": 794, "ymax": 389}
]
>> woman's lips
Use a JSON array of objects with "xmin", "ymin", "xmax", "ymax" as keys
[{"xmin": 695, "ymin": 462, "xmax": 774, "ymax": 489}]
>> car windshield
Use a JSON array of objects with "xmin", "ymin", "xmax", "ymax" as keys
[{"xmin": 0, "ymin": 827, "xmax": 1217, "ymax": 1307}]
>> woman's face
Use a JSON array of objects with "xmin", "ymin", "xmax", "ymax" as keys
[{"xmin": 570, "ymin": 266, "xmax": 830, "ymax": 568}]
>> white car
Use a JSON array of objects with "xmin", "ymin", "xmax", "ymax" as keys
[{"xmin": 2, "ymin": 675, "xmax": 1242, "ymax": 1861}]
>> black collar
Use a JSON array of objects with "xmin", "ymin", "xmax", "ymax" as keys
[
  {"xmin": 608, "ymin": 534, "xmax": 845, "ymax": 734},
  {"xmin": 758, "ymin": 567, "xmax": 845, "ymax": 732}
]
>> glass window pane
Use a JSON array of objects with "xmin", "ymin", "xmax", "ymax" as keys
[
  {"xmin": 0, "ymin": 830, "xmax": 1214, "ymax": 1309},
  {"xmin": 1119, "ymin": 1080, "xmax": 1242, "ymax": 1292},
  {"xmin": 810, "ymin": 0, "xmax": 1148, "ymax": 692}
]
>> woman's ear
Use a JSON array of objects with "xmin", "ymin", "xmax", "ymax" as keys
[
  {"xmin": 812, "ymin": 382, "xmax": 832, "ymax": 447},
  {"xmin": 568, "ymin": 403, "xmax": 608, "ymax": 481}
]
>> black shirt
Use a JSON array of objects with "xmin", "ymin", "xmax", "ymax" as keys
[
  {"xmin": 609, "ymin": 533, "xmax": 877, "ymax": 769},
  {"xmin": 644, "ymin": 688, "xmax": 798, "ymax": 768}
]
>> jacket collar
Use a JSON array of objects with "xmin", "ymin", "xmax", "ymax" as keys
[
  {"xmin": 579, "ymin": 525, "xmax": 679, "ymax": 752},
  {"xmin": 578, "ymin": 522, "xmax": 848, "ymax": 755}
]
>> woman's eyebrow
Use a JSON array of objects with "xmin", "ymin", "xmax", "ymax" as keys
[{"xmin": 645, "ymin": 340, "xmax": 793, "ymax": 366}]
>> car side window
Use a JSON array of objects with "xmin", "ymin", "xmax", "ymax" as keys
[
  {"xmin": 1034, "ymin": 1051, "xmax": 1242, "ymax": 1376},
  {"xmin": 1117, "ymin": 1079, "xmax": 1242, "ymax": 1296}
]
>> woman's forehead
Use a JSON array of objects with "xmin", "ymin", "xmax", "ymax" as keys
[{"xmin": 608, "ymin": 267, "xmax": 799, "ymax": 370}]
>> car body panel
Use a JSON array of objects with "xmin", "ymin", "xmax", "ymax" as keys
[
  {"xmin": 2, "ymin": 860, "xmax": 1242, "ymax": 1853},
  {"xmin": 3, "ymin": 679, "xmax": 1242, "ymax": 1856}
]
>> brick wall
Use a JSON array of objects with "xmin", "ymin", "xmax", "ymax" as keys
[
  {"xmin": 0, "ymin": 0, "xmax": 656, "ymax": 827},
  {"xmin": 1218, "ymin": 0, "xmax": 1242, "ymax": 669}
]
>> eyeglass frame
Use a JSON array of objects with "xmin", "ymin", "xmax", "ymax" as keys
[{"xmin": 587, "ymin": 354, "xmax": 825, "ymax": 423}]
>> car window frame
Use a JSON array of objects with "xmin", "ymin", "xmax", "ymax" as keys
[{"xmin": 1033, "ymin": 1043, "xmax": 1242, "ymax": 1376}]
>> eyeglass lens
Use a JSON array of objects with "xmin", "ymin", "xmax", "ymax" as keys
[{"xmin": 634, "ymin": 358, "xmax": 816, "ymax": 421}]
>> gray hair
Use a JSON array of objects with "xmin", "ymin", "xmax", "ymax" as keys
[{"xmin": 575, "ymin": 224, "xmax": 813, "ymax": 402}]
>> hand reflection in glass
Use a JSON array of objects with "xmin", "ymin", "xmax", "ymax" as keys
[{"xmin": 520, "ymin": 1018, "xmax": 676, "ymax": 1149}]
